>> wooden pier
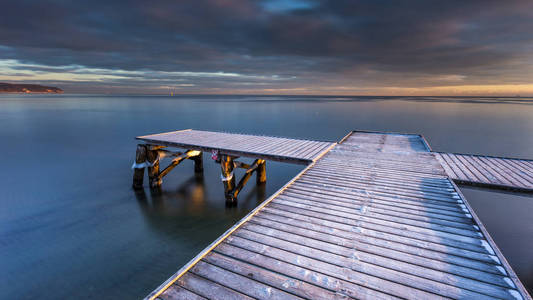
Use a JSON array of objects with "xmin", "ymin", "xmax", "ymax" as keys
[
  {"xmin": 133, "ymin": 129, "xmax": 531, "ymax": 300},
  {"xmin": 435, "ymin": 152, "xmax": 533, "ymax": 192},
  {"xmin": 137, "ymin": 129, "xmax": 335, "ymax": 165}
]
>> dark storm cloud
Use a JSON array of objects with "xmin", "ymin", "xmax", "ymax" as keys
[{"xmin": 0, "ymin": 0, "xmax": 532, "ymax": 93}]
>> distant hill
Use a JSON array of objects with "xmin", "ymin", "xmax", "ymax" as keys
[{"xmin": 0, "ymin": 82, "xmax": 63, "ymax": 93}]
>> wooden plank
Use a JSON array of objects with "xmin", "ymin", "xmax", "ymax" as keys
[
  {"xmin": 282, "ymin": 188, "xmax": 472, "ymax": 221},
  {"xmin": 233, "ymin": 228, "xmax": 502, "ymax": 299},
  {"xmin": 436, "ymin": 152, "xmax": 533, "ymax": 192},
  {"xmin": 221, "ymin": 238, "xmax": 400, "ymax": 300},
  {"xmin": 159, "ymin": 285, "xmax": 206, "ymax": 300},
  {"xmin": 470, "ymin": 155, "xmax": 516, "ymax": 186},
  {"xmin": 175, "ymin": 273, "xmax": 252, "ymax": 300},
  {"xmin": 245, "ymin": 219, "xmax": 515, "ymax": 291},
  {"xmin": 275, "ymin": 194, "xmax": 478, "ymax": 233},
  {"xmin": 282, "ymin": 188, "xmax": 472, "ymax": 223},
  {"xmin": 266, "ymin": 201, "xmax": 488, "ymax": 254},
  {"xmin": 253, "ymin": 211, "xmax": 503, "ymax": 273},
  {"xmin": 226, "ymin": 235, "xmax": 440, "ymax": 299},
  {"xmin": 203, "ymin": 252, "xmax": 338, "ymax": 299},
  {"xmin": 190, "ymin": 261, "xmax": 302, "ymax": 299},
  {"xmin": 301, "ymin": 171, "xmax": 458, "ymax": 197},
  {"xmin": 257, "ymin": 207, "xmax": 500, "ymax": 266},
  {"xmin": 213, "ymin": 243, "xmax": 378, "ymax": 300}
]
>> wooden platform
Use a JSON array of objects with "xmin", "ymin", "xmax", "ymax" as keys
[
  {"xmin": 435, "ymin": 152, "xmax": 533, "ymax": 192},
  {"xmin": 137, "ymin": 129, "xmax": 335, "ymax": 165},
  {"xmin": 145, "ymin": 131, "xmax": 530, "ymax": 300}
]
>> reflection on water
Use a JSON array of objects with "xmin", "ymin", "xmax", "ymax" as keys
[
  {"xmin": 0, "ymin": 94, "xmax": 532, "ymax": 299},
  {"xmin": 134, "ymin": 172, "xmax": 267, "ymax": 217}
]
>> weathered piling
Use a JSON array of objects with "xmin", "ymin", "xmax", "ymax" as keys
[
  {"xmin": 132, "ymin": 144, "xmax": 147, "ymax": 190},
  {"xmin": 256, "ymin": 160, "xmax": 266, "ymax": 184},
  {"xmin": 193, "ymin": 153, "xmax": 203, "ymax": 174},
  {"xmin": 220, "ymin": 155, "xmax": 236, "ymax": 202},
  {"xmin": 147, "ymin": 147, "xmax": 161, "ymax": 188}
]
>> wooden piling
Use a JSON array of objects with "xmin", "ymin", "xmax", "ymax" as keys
[
  {"xmin": 256, "ymin": 160, "xmax": 266, "ymax": 184},
  {"xmin": 147, "ymin": 147, "xmax": 161, "ymax": 188},
  {"xmin": 220, "ymin": 155, "xmax": 235, "ymax": 202},
  {"xmin": 193, "ymin": 153, "xmax": 203, "ymax": 174},
  {"xmin": 132, "ymin": 144, "xmax": 147, "ymax": 190}
]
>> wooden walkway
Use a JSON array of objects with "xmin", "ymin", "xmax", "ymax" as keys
[
  {"xmin": 435, "ymin": 152, "xmax": 533, "ymax": 192},
  {"xmin": 145, "ymin": 130, "xmax": 530, "ymax": 300},
  {"xmin": 137, "ymin": 129, "xmax": 335, "ymax": 165}
]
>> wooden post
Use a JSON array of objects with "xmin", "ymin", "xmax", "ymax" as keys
[
  {"xmin": 147, "ymin": 147, "xmax": 161, "ymax": 188},
  {"xmin": 220, "ymin": 155, "xmax": 235, "ymax": 202},
  {"xmin": 132, "ymin": 144, "xmax": 147, "ymax": 190},
  {"xmin": 257, "ymin": 160, "xmax": 266, "ymax": 184},
  {"xmin": 193, "ymin": 152, "xmax": 203, "ymax": 174}
]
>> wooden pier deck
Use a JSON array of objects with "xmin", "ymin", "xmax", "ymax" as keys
[
  {"xmin": 143, "ymin": 130, "xmax": 530, "ymax": 300},
  {"xmin": 137, "ymin": 129, "xmax": 335, "ymax": 165},
  {"xmin": 435, "ymin": 152, "xmax": 533, "ymax": 192}
]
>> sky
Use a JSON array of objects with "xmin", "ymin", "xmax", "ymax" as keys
[{"xmin": 1, "ymin": 0, "xmax": 532, "ymax": 96}]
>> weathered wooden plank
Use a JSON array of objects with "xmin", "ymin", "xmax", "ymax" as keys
[
  {"xmin": 289, "ymin": 182, "xmax": 466, "ymax": 213},
  {"xmin": 305, "ymin": 160, "xmax": 446, "ymax": 178},
  {"xmin": 301, "ymin": 171, "xmax": 458, "ymax": 197},
  {"xmin": 470, "ymin": 155, "xmax": 516, "ymax": 186},
  {"xmin": 203, "ymin": 252, "xmax": 338, "ymax": 299},
  {"xmin": 176, "ymin": 273, "xmax": 252, "ymax": 300},
  {"xmin": 191, "ymin": 260, "xmax": 303, "ymax": 299},
  {"xmin": 257, "ymin": 207, "xmax": 500, "ymax": 266},
  {"xmin": 221, "ymin": 238, "xmax": 401, "ymax": 300},
  {"xmin": 435, "ymin": 152, "xmax": 533, "ymax": 192},
  {"xmin": 275, "ymin": 194, "xmax": 478, "ymax": 233},
  {"xmin": 159, "ymin": 285, "xmax": 207, "ymax": 300},
  {"xmin": 295, "ymin": 179, "xmax": 461, "ymax": 205},
  {"xmin": 282, "ymin": 189, "xmax": 473, "ymax": 224},
  {"xmin": 234, "ymin": 228, "xmax": 503, "ymax": 299},
  {"xmin": 282, "ymin": 188, "xmax": 473, "ymax": 222},
  {"xmin": 245, "ymin": 219, "xmax": 515, "ymax": 291},
  {"xmin": 307, "ymin": 166, "xmax": 454, "ymax": 189},
  {"xmin": 253, "ymin": 211, "xmax": 503, "ymax": 273},
  {"xmin": 226, "ymin": 235, "xmax": 440, "ymax": 299},
  {"xmin": 213, "ymin": 243, "xmax": 373, "ymax": 300},
  {"xmin": 270, "ymin": 199, "xmax": 486, "ymax": 250}
]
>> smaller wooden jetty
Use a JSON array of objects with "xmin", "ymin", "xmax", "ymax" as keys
[
  {"xmin": 132, "ymin": 129, "xmax": 532, "ymax": 300},
  {"xmin": 133, "ymin": 129, "xmax": 334, "ymax": 202}
]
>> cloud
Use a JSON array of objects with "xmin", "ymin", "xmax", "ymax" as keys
[{"xmin": 0, "ymin": 0, "xmax": 532, "ymax": 94}]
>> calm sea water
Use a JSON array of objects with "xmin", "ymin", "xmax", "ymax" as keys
[{"xmin": 1, "ymin": 95, "xmax": 532, "ymax": 298}]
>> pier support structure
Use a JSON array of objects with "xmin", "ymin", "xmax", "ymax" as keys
[
  {"xmin": 220, "ymin": 155, "xmax": 266, "ymax": 204},
  {"xmin": 132, "ymin": 144, "xmax": 203, "ymax": 189},
  {"xmin": 133, "ymin": 144, "xmax": 266, "ymax": 203}
]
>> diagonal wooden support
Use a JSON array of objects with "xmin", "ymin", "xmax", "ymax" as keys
[
  {"xmin": 222, "ymin": 158, "xmax": 266, "ymax": 203},
  {"xmin": 151, "ymin": 150, "xmax": 202, "ymax": 187}
]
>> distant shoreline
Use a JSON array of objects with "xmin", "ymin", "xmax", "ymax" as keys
[{"xmin": 0, "ymin": 82, "xmax": 63, "ymax": 94}]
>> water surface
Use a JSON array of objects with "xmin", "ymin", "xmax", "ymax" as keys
[{"xmin": 1, "ymin": 95, "xmax": 532, "ymax": 298}]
